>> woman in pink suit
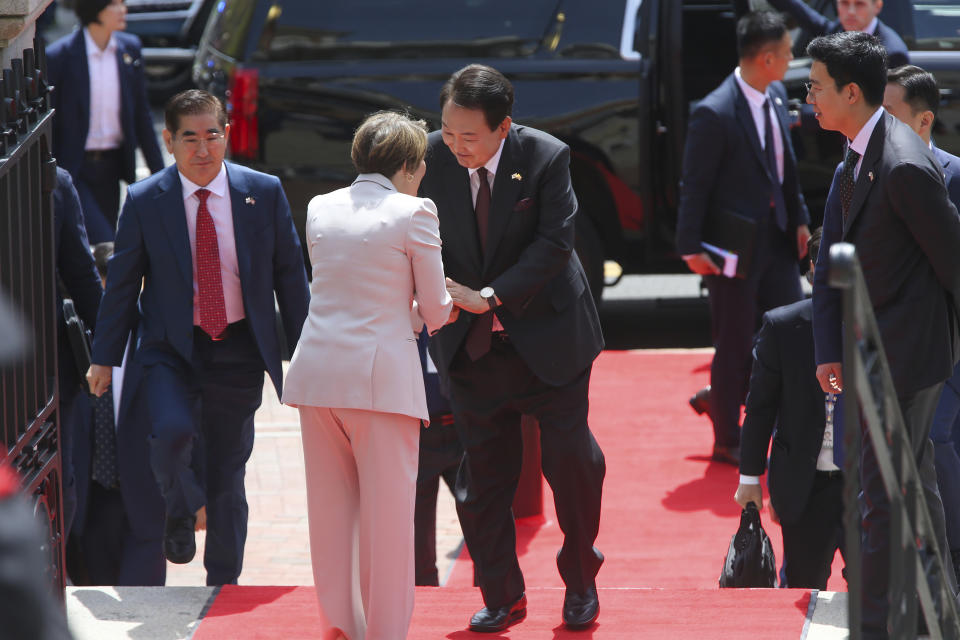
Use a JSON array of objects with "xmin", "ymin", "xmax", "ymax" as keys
[{"xmin": 282, "ymin": 111, "xmax": 456, "ymax": 640}]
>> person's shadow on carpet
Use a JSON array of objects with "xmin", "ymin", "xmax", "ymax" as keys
[{"xmin": 661, "ymin": 461, "xmax": 742, "ymax": 517}]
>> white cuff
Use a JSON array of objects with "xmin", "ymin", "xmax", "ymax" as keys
[{"xmin": 739, "ymin": 474, "xmax": 761, "ymax": 485}]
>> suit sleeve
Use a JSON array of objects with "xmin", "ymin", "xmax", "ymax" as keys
[
  {"xmin": 888, "ymin": 161, "xmax": 960, "ymax": 294},
  {"xmin": 407, "ymin": 198, "xmax": 453, "ymax": 334},
  {"xmin": 676, "ymin": 104, "xmax": 725, "ymax": 255},
  {"xmin": 91, "ymin": 189, "xmax": 147, "ymax": 366},
  {"xmin": 766, "ymin": 0, "xmax": 831, "ymax": 35},
  {"xmin": 488, "ymin": 144, "xmax": 577, "ymax": 312},
  {"xmin": 740, "ymin": 314, "xmax": 783, "ymax": 476},
  {"xmin": 270, "ymin": 179, "xmax": 310, "ymax": 356},
  {"xmin": 813, "ymin": 164, "xmax": 844, "ymax": 366},
  {"xmin": 55, "ymin": 170, "xmax": 103, "ymax": 329},
  {"xmin": 128, "ymin": 39, "xmax": 165, "ymax": 174}
]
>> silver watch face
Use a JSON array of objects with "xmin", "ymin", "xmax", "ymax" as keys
[{"xmin": 480, "ymin": 286, "xmax": 494, "ymax": 299}]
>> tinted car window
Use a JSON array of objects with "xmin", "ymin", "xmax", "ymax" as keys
[
  {"xmin": 912, "ymin": 1, "xmax": 960, "ymax": 49},
  {"xmin": 252, "ymin": 0, "xmax": 557, "ymax": 61},
  {"xmin": 204, "ymin": 0, "xmax": 257, "ymax": 59}
]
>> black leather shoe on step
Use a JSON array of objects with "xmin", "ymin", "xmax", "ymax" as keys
[
  {"xmin": 468, "ymin": 593, "xmax": 527, "ymax": 632},
  {"xmin": 164, "ymin": 514, "xmax": 197, "ymax": 564},
  {"xmin": 563, "ymin": 586, "xmax": 599, "ymax": 630},
  {"xmin": 689, "ymin": 386, "xmax": 711, "ymax": 415},
  {"xmin": 711, "ymin": 444, "xmax": 740, "ymax": 466}
]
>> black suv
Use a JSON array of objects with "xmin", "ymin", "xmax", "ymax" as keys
[{"xmin": 192, "ymin": 0, "xmax": 960, "ymax": 297}]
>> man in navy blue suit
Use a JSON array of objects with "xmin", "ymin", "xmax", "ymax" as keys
[
  {"xmin": 883, "ymin": 64, "xmax": 960, "ymax": 583},
  {"xmin": 767, "ymin": 0, "xmax": 909, "ymax": 68},
  {"xmin": 87, "ymin": 90, "xmax": 310, "ymax": 586},
  {"xmin": 46, "ymin": 0, "xmax": 164, "ymax": 244},
  {"xmin": 809, "ymin": 33, "xmax": 960, "ymax": 637},
  {"xmin": 677, "ymin": 11, "xmax": 810, "ymax": 465},
  {"xmin": 53, "ymin": 167, "xmax": 103, "ymax": 543}
]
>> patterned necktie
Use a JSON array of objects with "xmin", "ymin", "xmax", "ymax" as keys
[
  {"xmin": 464, "ymin": 167, "xmax": 494, "ymax": 361},
  {"xmin": 762, "ymin": 98, "xmax": 788, "ymax": 232},
  {"xmin": 839, "ymin": 147, "xmax": 861, "ymax": 225},
  {"xmin": 195, "ymin": 188, "xmax": 228, "ymax": 339},
  {"xmin": 91, "ymin": 385, "xmax": 119, "ymax": 489}
]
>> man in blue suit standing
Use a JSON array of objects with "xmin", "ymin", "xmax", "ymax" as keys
[
  {"xmin": 677, "ymin": 11, "xmax": 810, "ymax": 465},
  {"xmin": 767, "ymin": 0, "xmax": 909, "ymax": 68},
  {"xmin": 883, "ymin": 63, "xmax": 960, "ymax": 583},
  {"xmin": 87, "ymin": 90, "xmax": 310, "ymax": 586},
  {"xmin": 46, "ymin": 0, "xmax": 164, "ymax": 244}
]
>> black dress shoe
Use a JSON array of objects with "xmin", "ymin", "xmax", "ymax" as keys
[
  {"xmin": 711, "ymin": 444, "xmax": 740, "ymax": 466},
  {"xmin": 563, "ymin": 586, "xmax": 599, "ymax": 630},
  {"xmin": 689, "ymin": 386, "xmax": 711, "ymax": 416},
  {"xmin": 468, "ymin": 593, "xmax": 527, "ymax": 632},
  {"xmin": 164, "ymin": 514, "xmax": 197, "ymax": 564}
]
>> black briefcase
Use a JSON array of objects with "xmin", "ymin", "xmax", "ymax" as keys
[
  {"xmin": 718, "ymin": 503, "xmax": 777, "ymax": 588},
  {"xmin": 62, "ymin": 298, "xmax": 92, "ymax": 394}
]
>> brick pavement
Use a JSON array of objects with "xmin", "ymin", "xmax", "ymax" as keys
[{"xmin": 164, "ymin": 365, "xmax": 463, "ymax": 586}]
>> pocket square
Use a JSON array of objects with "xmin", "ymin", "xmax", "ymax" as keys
[{"xmin": 513, "ymin": 197, "xmax": 534, "ymax": 212}]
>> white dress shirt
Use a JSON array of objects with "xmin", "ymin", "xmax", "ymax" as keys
[
  {"xmin": 848, "ymin": 107, "xmax": 885, "ymax": 179},
  {"xmin": 468, "ymin": 139, "xmax": 506, "ymax": 332},
  {"xmin": 83, "ymin": 29, "xmax": 124, "ymax": 151},
  {"xmin": 179, "ymin": 164, "xmax": 246, "ymax": 325},
  {"xmin": 111, "ymin": 335, "xmax": 132, "ymax": 429},
  {"xmin": 734, "ymin": 67, "xmax": 784, "ymax": 184}
]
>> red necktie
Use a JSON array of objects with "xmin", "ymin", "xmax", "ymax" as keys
[{"xmin": 195, "ymin": 188, "xmax": 228, "ymax": 339}]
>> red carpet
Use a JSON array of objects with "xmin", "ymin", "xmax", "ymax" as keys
[
  {"xmin": 192, "ymin": 350, "xmax": 842, "ymax": 638},
  {"xmin": 193, "ymin": 585, "xmax": 812, "ymax": 639}
]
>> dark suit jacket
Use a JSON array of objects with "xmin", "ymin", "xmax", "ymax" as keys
[
  {"xmin": 741, "ymin": 299, "xmax": 827, "ymax": 525},
  {"xmin": 46, "ymin": 30, "xmax": 164, "ymax": 184},
  {"xmin": 813, "ymin": 112, "xmax": 960, "ymax": 395},
  {"xmin": 90, "ymin": 162, "xmax": 310, "ymax": 396},
  {"xmin": 676, "ymin": 74, "xmax": 810, "ymax": 257},
  {"xmin": 54, "ymin": 167, "xmax": 103, "ymax": 395},
  {"xmin": 421, "ymin": 125, "xmax": 603, "ymax": 387},
  {"xmin": 934, "ymin": 145, "xmax": 960, "ymax": 208},
  {"xmin": 767, "ymin": 0, "xmax": 909, "ymax": 68}
]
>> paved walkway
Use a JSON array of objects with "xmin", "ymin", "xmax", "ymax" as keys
[{"xmin": 162, "ymin": 366, "xmax": 463, "ymax": 587}]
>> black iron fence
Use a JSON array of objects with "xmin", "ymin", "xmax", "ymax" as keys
[
  {"xmin": 829, "ymin": 242, "xmax": 960, "ymax": 639},
  {"xmin": 0, "ymin": 35, "xmax": 65, "ymax": 594}
]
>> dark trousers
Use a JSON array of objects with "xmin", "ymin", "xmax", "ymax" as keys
[
  {"xmin": 706, "ymin": 223, "xmax": 802, "ymax": 447},
  {"xmin": 447, "ymin": 337, "xmax": 605, "ymax": 608},
  {"xmin": 414, "ymin": 415, "xmax": 462, "ymax": 586},
  {"xmin": 860, "ymin": 382, "xmax": 955, "ymax": 639},
  {"xmin": 779, "ymin": 471, "xmax": 845, "ymax": 589},
  {"xmin": 143, "ymin": 321, "xmax": 264, "ymax": 586},
  {"xmin": 59, "ymin": 386, "xmax": 89, "ymax": 540},
  {"xmin": 76, "ymin": 482, "xmax": 166, "ymax": 586},
  {"xmin": 76, "ymin": 149, "xmax": 123, "ymax": 244},
  {"xmin": 932, "ymin": 363, "xmax": 960, "ymax": 558}
]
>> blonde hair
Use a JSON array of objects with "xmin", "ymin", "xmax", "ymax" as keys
[{"xmin": 351, "ymin": 111, "xmax": 428, "ymax": 178}]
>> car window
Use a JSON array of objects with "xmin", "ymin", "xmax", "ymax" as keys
[
  {"xmin": 911, "ymin": 1, "xmax": 960, "ymax": 50},
  {"xmin": 204, "ymin": 0, "xmax": 257, "ymax": 59},
  {"xmin": 252, "ymin": 0, "xmax": 557, "ymax": 61}
]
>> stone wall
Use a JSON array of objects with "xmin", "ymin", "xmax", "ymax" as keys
[{"xmin": 0, "ymin": 0, "xmax": 55, "ymax": 68}]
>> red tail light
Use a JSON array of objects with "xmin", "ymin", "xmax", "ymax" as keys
[{"xmin": 227, "ymin": 67, "xmax": 259, "ymax": 160}]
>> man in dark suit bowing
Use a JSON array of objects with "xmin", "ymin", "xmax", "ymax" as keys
[
  {"xmin": 767, "ymin": 0, "xmax": 909, "ymax": 68},
  {"xmin": 735, "ymin": 227, "xmax": 846, "ymax": 589},
  {"xmin": 808, "ymin": 32, "xmax": 960, "ymax": 638},
  {"xmin": 420, "ymin": 64, "xmax": 606, "ymax": 632},
  {"xmin": 677, "ymin": 11, "xmax": 811, "ymax": 466},
  {"xmin": 87, "ymin": 90, "xmax": 310, "ymax": 586},
  {"xmin": 883, "ymin": 63, "xmax": 960, "ymax": 583},
  {"xmin": 47, "ymin": 0, "xmax": 165, "ymax": 244}
]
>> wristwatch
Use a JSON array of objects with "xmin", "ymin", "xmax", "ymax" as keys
[{"xmin": 479, "ymin": 286, "xmax": 497, "ymax": 310}]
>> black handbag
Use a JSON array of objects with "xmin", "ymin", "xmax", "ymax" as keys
[
  {"xmin": 718, "ymin": 503, "xmax": 777, "ymax": 588},
  {"xmin": 62, "ymin": 297, "xmax": 92, "ymax": 394}
]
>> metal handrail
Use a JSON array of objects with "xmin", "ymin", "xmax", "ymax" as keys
[{"xmin": 829, "ymin": 242, "xmax": 960, "ymax": 639}]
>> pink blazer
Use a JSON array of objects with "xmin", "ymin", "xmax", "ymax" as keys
[{"xmin": 282, "ymin": 173, "xmax": 452, "ymax": 421}]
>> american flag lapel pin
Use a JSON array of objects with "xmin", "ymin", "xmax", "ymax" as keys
[{"xmin": 245, "ymin": 196, "xmax": 256, "ymax": 205}]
